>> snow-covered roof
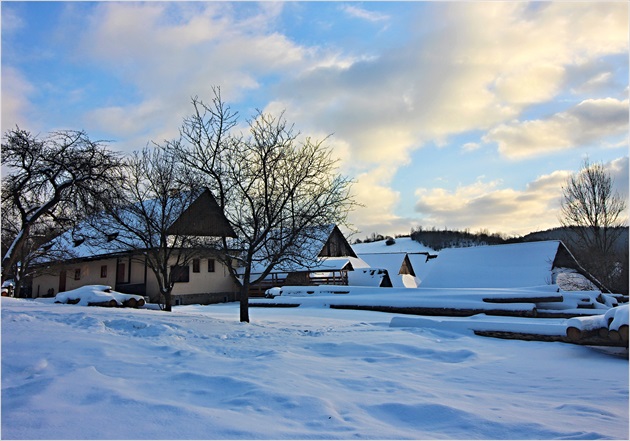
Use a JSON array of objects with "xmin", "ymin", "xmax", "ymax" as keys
[
  {"xmin": 37, "ymin": 189, "xmax": 230, "ymax": 263},
  {"xmin": 247, "ymin": 256, "xmax": 370, "ymax": 277},
  {"xmin": 352, "ymin": 237, "xmax": 435, "ymax": 254},
  {"xmin": 354, "ymin": 253, "xmax": 409, "ymax": 288},
  {"xmin": 420, "ymin": 240, "xmax": 565, "ymax": 288},
  {"xmin": 245, "ymin": 224, "xmax": 356, "ymax": 275},
  {"xmin": 358, "ymin": 253, "xmax": 408, "ymax": 275},
  {"xmin": 407, "ymin": 253, "xmax": 435, "ymax": 282}
]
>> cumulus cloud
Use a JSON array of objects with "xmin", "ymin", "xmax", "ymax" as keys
[
  {"xmin": 414, "ymin": 171, "xmax": 572, "ymax": 236},
  {"xmin": 484, "ymin": 98, "xmax": 629, "ymax": 159},
  {"xmin": 413, "ymin": 157, "xmax": 629, "ymax": 236},
  {"xmin": 1, "ymin": 67, "xmax": 35, "ymax": 132},
  {"xmin": 348, "ymin": 165, "xmax": 401, "ymax": 227},
  {"xmin": 270, "ymin": 2, "xmax": 628, "ymax": 170},
  {"xmin": 76, "ymin": 2, "xmax": 313, "ymax": 145}
]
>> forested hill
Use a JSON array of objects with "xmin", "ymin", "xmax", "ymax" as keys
[
  {"xmin": 402, "ymin": 226, "xmax": 629, "ymax": 252},
  {"xmin": 518, "ymin": 226, "xmax": 629, "ymax": 254}
]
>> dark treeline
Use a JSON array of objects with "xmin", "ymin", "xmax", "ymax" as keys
[
  {"xmin": 353, "ymin": 227, "xmax": 508, "ymax": 250},
  {"xmin": 410, "ymin": 226, "xmax": 508, "ymax": 251}
]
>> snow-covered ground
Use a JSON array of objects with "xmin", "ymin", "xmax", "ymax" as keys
[{"xmin": 2, "ymin": 297, "xmax": 628, "ymax": 440}]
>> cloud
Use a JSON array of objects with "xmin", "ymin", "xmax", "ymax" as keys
[
  {"xmin": 1, "ymin": 5, "xmax": 24, "ymax": 34},
  {"xmin": 269, "ymin": 2, "xmax": 628, "ymax": 171},
  {"xmin": 413, "ymin": 157, "xmax": 629, "ymax": 236},
  {"xmin": 414, "ymin": 171, "xmax": 572, "ymax": 236},
  {"xmin": 348, "ymin": 165, "xmax": 401, "ymax": 227},
  {"xmin": 340, "ymin": 5, "xmax": 390, "ymax": 23},
  {"xmin": 606, "ymin": 156, "xmax": 629, "ymax": 200},
  {"xmin": 484, "ymin": 98, "xmax": 629, "ymax": 159},
  {"xmin": 1, "ymin": 67, "xmax": 35, "ymax": 132},
  {"xmin": 76, "ymin": 2, "xmax": 310, "ymax": 145}
]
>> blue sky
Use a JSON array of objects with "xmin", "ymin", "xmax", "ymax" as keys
[{"xmin": 2, "ymin": 1, "xmax": 628, "ymax": 238}]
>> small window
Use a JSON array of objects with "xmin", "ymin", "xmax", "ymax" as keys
[
  {"xmin": 192, "ymin": 258, "xmax": 200, "ymax": 273},
  {"xmin": 74, "ymin": 269, "xmax": 81, "ymax": 280},
  {"xmin": 106, "ymin": 232, "xmax": 119, "ymax": 242},
  {"xmin": 100, "ymin": 265, "xmax": 107, "ymax": 278},
  {"xmin": 207, "ymin": 259, "xmax": 215, "ymax": 273},
  {"xmin": 171, "ymin": 265, "xmax": 190, "ymax": 283}
]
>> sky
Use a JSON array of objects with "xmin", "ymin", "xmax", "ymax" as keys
[{"xmin": 2, "ymin": 1, "xmax": 629, "ymax": 238}]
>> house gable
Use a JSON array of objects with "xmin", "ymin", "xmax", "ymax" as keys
[
  {"xmin": 552, "ymin": 241, "xmax": 607, "ymax": 292},
  {"xmin": 166, "ymin": 189, "xmax": 236, "ymax": 238},
  {"xmin": 399, "ymin": 254, "xmax": 416, "ymax": 277},
  {"xmin": 318, "ymin": 225, "xmax": 357, "ymax": 258}
]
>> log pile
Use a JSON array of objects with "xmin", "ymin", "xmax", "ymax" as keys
[
  {"xmin": 473, "ymin": 330, "xmax": 628, "ymax": 348},
  {"xmin": 565, "ymin": 305, "xmax": 629, "ymax": 347},
  {"xmin": 474, "ymin": 304, "xmax": 629, "ymax": 348},
  {"xmin": 329, "ymin": 304, "xmax": 538, "ymax": 318}
]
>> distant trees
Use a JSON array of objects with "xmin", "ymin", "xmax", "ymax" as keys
[
  {"xmin": 410, "ymin": 226, "xmax": 507, "ymax": 251},
  {"xmin": 560, "ymin": 159, "xmax": 628, "ymax": 293},
  {"xmin": 1, "ymin": 128, "xmax": 122, "ymax": 295},
  {"xmin": 172, "ymin": 88, "xmax": 356, "ymax": 322}
]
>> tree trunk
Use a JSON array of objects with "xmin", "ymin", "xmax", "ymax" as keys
[
  {"xmin": 240, "ymin": 283, "xmax": 250, "ymax": 323},
  {"xmin": 162, "ymin": 289, "xmax": 172, "ymax": 312}
]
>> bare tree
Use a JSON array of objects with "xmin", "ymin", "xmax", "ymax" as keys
[
  {"xmin": 1, "ymin": 128, "xmax": 122, "ymax": 294},
  {"xmin": 560, "ymin": 158, "xmax": 628, "ymax": 292},
  {"xmin": 173, "ymin": 89, "xmax": 356, "ymax": 322},
  {"xmin": 93, "ymin": 146, "xmax": 212, "ymax": 311}
]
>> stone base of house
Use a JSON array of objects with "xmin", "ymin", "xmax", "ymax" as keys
[{"xmin": 173, "ymin": 291, "xmax": 239, "ymax": 306}]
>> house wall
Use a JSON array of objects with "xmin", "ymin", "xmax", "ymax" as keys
[
  {"xmin": 31, "ymin": 255, "xmax": 239, "ymax": 305},
  {"xmin": 170, "ymin": 257, "xmax": 238, "ymax": 305},
  {"xmin": 31, "ymin": 257, "xmax": 119, "ymax": 298}
]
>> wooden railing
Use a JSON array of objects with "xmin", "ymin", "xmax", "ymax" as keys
[{"xmin": 248, "ymin": 271, "xmax": 348, "ymax": 297}]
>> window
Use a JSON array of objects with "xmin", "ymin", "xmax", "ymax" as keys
[
  {"xmin": 171, "ymin": 265, "xmax": 190, "ymax": 283},
  {"xmin": 192, "ymin": 258, "xmax": 200, "ymax": 273},
  {"xmin": 208, "ymin": 259, "xmax": 215, "ymax": 273},
  {"xmin": 100, "ymin": 265, "xmax": 107, "ymax": 278},
  {"xmin": 74, "ymin": 269, "xmax": 81, "ymax": 280}
]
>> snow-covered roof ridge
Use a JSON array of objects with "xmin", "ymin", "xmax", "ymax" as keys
[{"xmin": 419, "ymin": 240, "xmax": 575, "ymax": 289}]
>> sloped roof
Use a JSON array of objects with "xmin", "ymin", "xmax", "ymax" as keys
[
  {"xmin": 246, "ymin": 224, "xmax": 357, "ymax": 275},
  {"xmin": 420, "ymin": 240, "xmax": 569, "ymax": 288},
  {"xmin": 245, "ymin": 256, "xmax": 370, "ymax": 278},
  {"xmin": 356, "ymin": 253, "xmax": 424, "ymax": 288},
  {"xmin": 407, "ymin": 253, "xmax": 435, "ymax": 282},
  {"xmin": 38, "ymin": 189, "xmax": 233, "ymax": 263}
]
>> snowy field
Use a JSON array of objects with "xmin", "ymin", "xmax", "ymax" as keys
[{"xmin": 2, "ymin": 297, "xmax": 628, "ymax": 440}]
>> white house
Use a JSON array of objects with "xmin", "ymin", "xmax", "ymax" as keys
[{"xmin": 30, "ymin": 189, "xmax": 240, "ymax": 305}]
